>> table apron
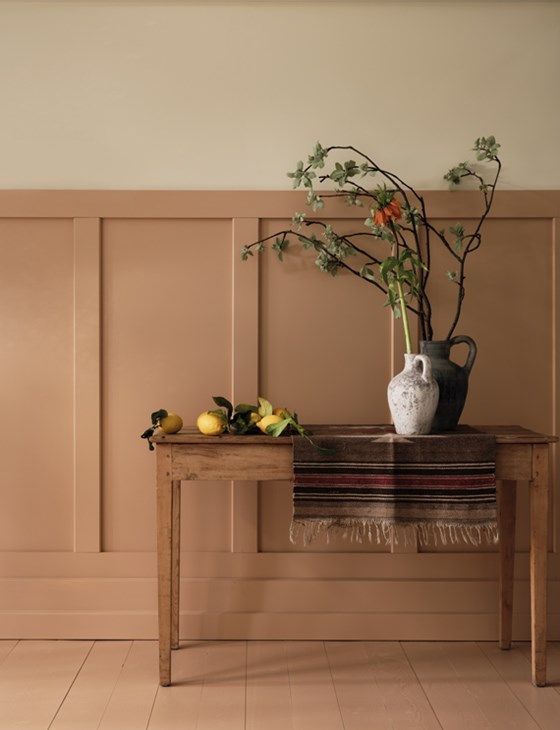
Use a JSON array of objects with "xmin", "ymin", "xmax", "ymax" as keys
[{"xmin": 169, "ymin": 442, "xmax": 533, "ymax": 482}]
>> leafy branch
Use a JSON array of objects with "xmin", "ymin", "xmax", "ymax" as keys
[{"xmin": 242, "ymin": 136, "xmax": 502, "ymax": 344}]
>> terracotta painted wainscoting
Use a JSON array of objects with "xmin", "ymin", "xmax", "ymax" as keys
[{"xmin": 0, "ymin": 190, "xmax": 558, "ymax": 640}]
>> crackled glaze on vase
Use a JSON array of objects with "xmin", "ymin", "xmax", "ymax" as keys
[{"xmin": 387, "ymin": 354, "xmax": 439, "ymax": 435}]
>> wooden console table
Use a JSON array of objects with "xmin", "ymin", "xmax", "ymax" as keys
[{"xmin": 152, "ymin": 425, "xmax": 557, "ymax": 687}]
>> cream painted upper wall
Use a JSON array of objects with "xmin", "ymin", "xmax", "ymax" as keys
[{"xmin": 0, "ymin": 1, "xmax": 558, "ymax": 189}]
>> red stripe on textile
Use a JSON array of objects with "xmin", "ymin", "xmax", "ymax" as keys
[{"xmin": 294, "ymin": 475, "xmax": 496, "ymax": 488}]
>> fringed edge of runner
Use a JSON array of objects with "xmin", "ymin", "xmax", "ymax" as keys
[{"xmin": 289, "ymin": 518, "xmax": 499, "ymax": 547}]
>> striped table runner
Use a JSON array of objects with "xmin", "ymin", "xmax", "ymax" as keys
[{"xmin": 291, "ymin": 426, "xmax": 497, "ymax": 546}]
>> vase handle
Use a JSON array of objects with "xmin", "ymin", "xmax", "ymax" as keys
[
  {"xmin": 413, "ymin": 354, "xmax": 432, "ymax": 383},
  {"xmin": 449, "ymin": 335, "xmax": 477, "ymax": 375}
]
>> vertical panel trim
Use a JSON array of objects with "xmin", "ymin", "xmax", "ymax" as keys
[
  {"xmin": 552, "ymin": 218, "xmax": 559, "ymax": 552},
  {"xmin": 73, "ymin": 218, "xmax": 101, "ymax": 552},
  {"xmin": 230, "ymin": 218, "xmax": 260, "ymax": 553}
]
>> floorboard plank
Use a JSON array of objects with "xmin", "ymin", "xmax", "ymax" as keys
[
  {"xmin": 246, "ymin": 641, "xmax": 293, "ymax": 730},
  {"xmin": 404, "ymin": 642, "xmax": 539, "ymax": 729},
  {"xmin": 285, "ymin": 641, "xmax": 343, "ymax": 730},
  {"xmin": 148, "ymin": 642, "xmax": 206, "ymax": 730},
  {"xmin": 479, "ymin": 642, "xmax": 560, "ymax": 729},
  {"xmin": 49, "ymin": 641, "xmax": 132, "ymax": 730},
  {"xmin": 195, "ymin": 641, "xmax": 247, "ymax": 730},
  {"xmin": 327, "ymin": 641, "xmax": 441, "ymax": 730},
  {"xmin": 97, "ymin": 640, "xmax": 159, "ymax": 730},
  {"xmin": 0, "ymin": 640, "xmax": 92, "ymax": 730}
]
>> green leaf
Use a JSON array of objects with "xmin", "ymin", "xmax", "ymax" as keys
[
  {"xmin": 151, "ymin": 409, "xmax": 168, "ymax": 426},
  {"xmin": 380, "ymin": 257, "xmax": 397, "ymax": 284},
  {"xmin": 266, "ymin": 418, "xmax": 291, "ymax": 437},
  {"xmin": 258, "ymin": 397, "xmax": 273, "ymax": 417},
  {"xmin": 359, "ymin": 265, "xmax": 375, "ymax": 281},
  {"xmin": 307, "ymin": 142, "xmax": 327, "ymax": 169},
  {"xmin": 307, "ymin": 190, "xmax": 324, "ymax": 211},
  {"xmin": 227, "ymin": 411, "xmax": 257, "ymax": 434},
  {"xmin": 272, "ymin": 235, "xmax": 289, "ymax": 261},
  {"xmin": 212, "ymin": 396, "xmax": 233, "ymax": 421},
  {"xmin": 140, "ymin": 425, "xmax": 156, "ymax": 451},
  {"xmin": 234, "ymin": 403, "xmax": 258, "ymax": 414}
]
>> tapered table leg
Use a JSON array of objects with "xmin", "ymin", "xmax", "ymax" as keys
[
  {"xmin": 530, "ymin": 444, "xmax": 549, "ymax": 686},
  {"xmin": 498, "ymin": 480, "xmax": 517, "ymax": 650},
  {"xmin": 171, "ymin": 480, "xmax": 181, "ymax": 650},
  {"xmin": 157, "ymin": 445, "xmax": 173, "ymax": 686}
]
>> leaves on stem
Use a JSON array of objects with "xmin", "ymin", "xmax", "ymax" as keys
[
  {"xmin": 307, "ymin": 190, "xmax": 324, "ymax": 211},
  {"xmin": 307, "ymin": 142, "xmax": 328, "ymax": 169},
  {"xmin": 287, "ymin": 160, "xmax": 316, "ymax": 189},
  {"xmin": 272, "ymin": 235, "xmax": 289, "ymax": 261},
  {"xmin": 474, "ymin": 135, "xmax": 500, "ymax": 161}
]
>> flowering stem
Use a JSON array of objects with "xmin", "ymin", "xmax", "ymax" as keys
[{"xmin": 396, "ymin": 278, "xmax": 413, "ymax": 354}]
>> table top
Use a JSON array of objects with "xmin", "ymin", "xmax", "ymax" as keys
[{"xmin": 152, "ymin": 424, "xmax": 558, "ymax": 446}]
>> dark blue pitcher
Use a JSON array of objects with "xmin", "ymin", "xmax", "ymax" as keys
[{"xmin": 420, "ymin": 336, "xmax": 477, "ymax": 432}]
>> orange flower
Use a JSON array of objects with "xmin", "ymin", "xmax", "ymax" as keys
[
  {"xmin": 387, "ymin": 199, "xmax": 402, "ymax": 219},
  {"xmin": 373, "ymin": 208, "xmax": 388, "ymax": 226},
  {"xmin": 373, "ymin": 198, "xmax": 402, "ymax": 227}
]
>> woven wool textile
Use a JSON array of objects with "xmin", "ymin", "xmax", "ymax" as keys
[{"xmin": 291, "ymin": 426, "xmax": 497, "ymax": 546}]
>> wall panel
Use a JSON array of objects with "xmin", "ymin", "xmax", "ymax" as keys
[
  {"xmin": 0, "ymin": 218, "xmax": 74, "ymax": 551},
  {"xmin": 0, "ymin": 191, "xmax": 558, "ymax": 639},
  {"xmin": 101, "ymin": 218, "xmax": 233, "ymax": 552}
]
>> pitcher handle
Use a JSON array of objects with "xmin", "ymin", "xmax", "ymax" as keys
[
  {"xmin": 449, "ymin": 335, "xmax": 477, "ymax": 375},
  {"xmin": 413, "ymin": 354, "xmax": 432, "ymax": 383}
]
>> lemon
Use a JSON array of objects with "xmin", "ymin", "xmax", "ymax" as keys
[
  {"xmin": 159, "ymin": 412, "xmax": 183, "ymax": 434},
  {"xmin": 273, "ymin": 407, "xmax": 290, "ymax": 419},
  {"xmin": 257, "ymin": 414, "xmax": 283, "ymax": 434},
  {"xmin": 197, "ymin": 411, "xmax": 227, "ymax": 436}
]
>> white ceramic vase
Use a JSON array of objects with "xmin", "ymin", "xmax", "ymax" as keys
[{"xmin": 387, "ymin": 354, "xmax": 439, "ymax": 435}]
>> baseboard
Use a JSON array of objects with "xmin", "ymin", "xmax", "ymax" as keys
[{"xmin": 1, "ymin": 611, "xmax": 558, "ymax": 641}]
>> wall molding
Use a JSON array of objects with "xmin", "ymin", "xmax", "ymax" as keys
[
  {"xmin": 230, "ymin": 218, "xmax": 260, "ymax": 553},
  {"xmin": 0, "ymin": 189, "xmax": 560, "ymax": 219},
  {"xmin": 1, "ymin": 189, "xmax": 558, "ymax": 639},
  {"xmin": 73, "ymin": 218, "xmax": 101, "ymax": 552}
]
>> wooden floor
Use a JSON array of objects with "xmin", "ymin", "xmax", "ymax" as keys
[{"xmin": 1, "ymin": 641, "xmax": 560, "ymax": 729}]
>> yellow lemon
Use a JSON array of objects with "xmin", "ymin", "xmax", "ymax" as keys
[
  {"xmin": 159, "ymin": 412, "xmax": 183, "ymax": 434},
  {"xmin": 272, "ymin": 407, "xmax": 290, "ymax": 419},
  {"xmin": 197, "ymin": 411, "xmax": 227, "ymax": 436},
  {"xmin": 257, "ymin": 414, "xmax": 283, "ymax": 434}
]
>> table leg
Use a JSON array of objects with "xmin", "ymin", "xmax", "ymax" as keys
[
  {"xmin": 497, "ymin": 480, "xmax": 516, "ymax": 650},
  {"xmin": 171, "ymin": 480, "xmax": 181, "ymax": 650},
  {"xmin": 530, "ymin": 444, "xmax": 549, "ymax": 687},
  {"xmin": 157, "ymin": 445, "xmax": 173, "ymax": 686}
]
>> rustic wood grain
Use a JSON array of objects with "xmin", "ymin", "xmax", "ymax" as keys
[
  {"xmin": 154, "ymin": 425, "xmax": 557, "ymax": 445},
  {"xmin": 531, "ymin": 444, "xmax": 550, "ymax": 686},
  {"xmin": 171, "ymin": 480, "xmax": 181, "ymax": 651},
  {"xmin": 498, "ymin": 480, "xmax": 517, "ymax": 650},
  {"xmin": 156, "ymin": 445, "xmax": 173, "ymax": 686}
]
